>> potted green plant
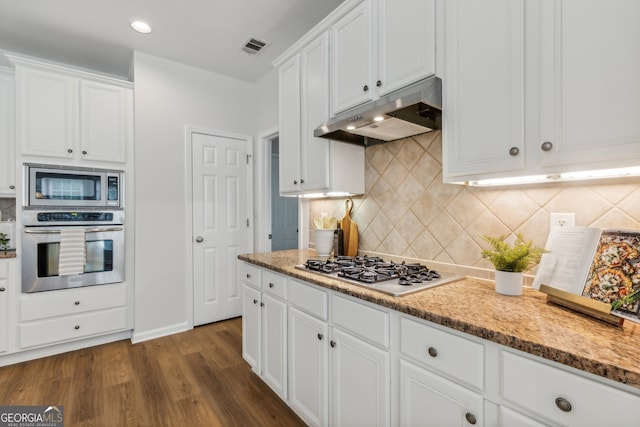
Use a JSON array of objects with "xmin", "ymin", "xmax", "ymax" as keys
[
  {"xmin": 0, "ymin": 232, "xmax": 10, "ymax": 255},
  {"xmin": 480, "ymin": 233, "xmax": 548, "ymax": 295}
]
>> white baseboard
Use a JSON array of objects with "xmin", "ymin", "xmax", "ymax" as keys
[{"xmin": 131, "ymin": 321, "xmax": 191, "ymax": 344}]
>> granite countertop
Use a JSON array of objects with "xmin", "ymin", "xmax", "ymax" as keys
[{"xmin": 239, "ymin": 249, "xmax": 640, "ymax": 391}]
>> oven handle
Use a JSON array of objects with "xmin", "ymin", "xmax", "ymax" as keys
[{"xmin": 24, "ymin": 227, "xmax": 124, "ymax": 234}]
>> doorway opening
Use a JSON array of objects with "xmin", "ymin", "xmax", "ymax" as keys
[{"xmin": 270, "ymin": 137, "xmax": 298, "ymax": 251}]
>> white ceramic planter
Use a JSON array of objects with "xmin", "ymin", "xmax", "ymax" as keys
[
  {"xmin": 315, "ymin": 228, "xmax": 335, "ymax": 257},
  {"xmin": 494, "ymin": 270, "xmax": 523, "ymax": 296}
]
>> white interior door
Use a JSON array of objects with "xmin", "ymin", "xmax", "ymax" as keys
[{"xmin": 192, "ymin": 131, "xmax": 250, "ymax": 325}]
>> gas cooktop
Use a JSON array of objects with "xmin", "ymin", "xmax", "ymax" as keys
[{"xmin": 296, "ymin": 255, "xmax": 463, "ymax": 297}]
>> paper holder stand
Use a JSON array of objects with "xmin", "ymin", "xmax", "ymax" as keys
[{"xmin": 539, "ymin": 284, "xmax": 625, "ymax": 327}]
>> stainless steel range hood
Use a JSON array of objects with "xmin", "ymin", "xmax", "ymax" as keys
[{"xmin": 314, "ymin": 76, "xmax": 442, "ymax": 147}]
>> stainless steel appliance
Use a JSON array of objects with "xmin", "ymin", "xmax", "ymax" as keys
[
  {"xmin": 22, "ymin": 210, "xmax": 125, "ymax": 293},
  {"xmin": 314, "ymin": 76, "xmax": 442, "ymax": 147},
  {"xmin": 297, "ymin": 255, "xmax": 462, "ymax": 297},
  {"xmin": 25, "ymin": 163, "xmax": 123, "ymax": 208}
]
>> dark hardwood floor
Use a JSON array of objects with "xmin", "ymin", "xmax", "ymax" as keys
[{"xmin": 0, "ymin": 317, "xmax": 305, "ymax": 426}]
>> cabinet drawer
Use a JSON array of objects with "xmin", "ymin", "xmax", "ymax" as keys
[
  {"xmin": 501, "ymin": 351, "xmax": 640, "ymax": 426},
  {"xmin": 262, "ymin": 270, "xmax": 287, "ymax": 299},
  {"xmin": 20, "ymin": 283, "xmax": 127, "ymax": 322},
  {"xmin": 19, "ymin": 307, "xmax": 127, "ymax": 348},
  {"xmin": 239, "ymin": 262, "xmax": 261, "ymax": 287},
  {"xmin": 400, "ymin": 317, "xmax": 484, "ymax": 390},
  {"xmin": 331, "ymin": 294, "xmax": 389, "ymax": 348},
  {"xmin": 288, "ymin": 279, "xmax": 328, "ymax": 320}
]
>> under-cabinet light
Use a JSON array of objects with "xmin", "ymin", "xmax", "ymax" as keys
[{"xmin": 466, "ymin": 166, "xmax": 640, "ymax": 187}]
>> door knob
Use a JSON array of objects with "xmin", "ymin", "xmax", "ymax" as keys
[{"xmin": 196, "ymin": 236, "xmax": 204, "ymax": 243}]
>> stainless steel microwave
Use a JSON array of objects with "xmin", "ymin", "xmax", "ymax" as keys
[{"xmin": 25, "ymin": 163, "xmax": 123, "ymax": 208}]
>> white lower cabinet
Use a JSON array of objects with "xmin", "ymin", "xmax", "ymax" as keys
[
  {"xmin": 501, "ymin": 350, "xmax": 640, "ymax": 427},
  {"xmin": 240, "ymin": 263, "xmax": 288, "ymax": 400},
  {"xmin": 0, "ymin": 260, "xmax": 15, "ymax": 353},
  {"xmin": 288, "ymin": 306, "xmax": 328, "ymax": 427},
  {"xmin": 240, "ymin": 263, "xmax": 640, "ymax": 426},
  {"xmin": 330, "ymin": 326, "xmax": 390, "ymax": 426},
  {"xmin": 400, "ymin": 359, "xmax": 483, "ymax": 426},
  {"xmin": 18, "ymin": 283, "xmax": 128, "ymax": 349}
]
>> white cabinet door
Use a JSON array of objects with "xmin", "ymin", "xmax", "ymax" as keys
[
  {"xmin": 400, "ymin": 359, "xmax": 484, "ymax": 427},
  {"xmin": 500, "ymin": 406, "xmax": 548, "ymax": 427},
  {"xmin": 376, "ymin": 0, "xmax": 436, "ymax": 96},
  {"xmin": 536, "ymin": 0, "xmax": 640, "ymax": 169},
  {"xmin": 288, "ymin": 307, "xmax": 328, "ymax": 427},
  {"xmin": 0, "ymin": 261, "xmax": 12, "ymax": 353},
  {"xmin": 0, "ymin": 70, "xmax": 15, "ymax": 196},
  {"xmin": 16, "ymin": 66, "xmax": 76, "ymax": 159},
  {"xmin": 443, "ymin": 0, "xmax": 525, "ymax": 181},
  {"xmin": 79, "ymin": 80, "xmax": 129, "ymax": 163},
  {"xmin": 261, "ymin": 292, "xmax": 288, "ymax": 399},
  {"xmin": 241, "ymin": 283, "xmax": 261, "ymax": 373},
  {"xmin": 330, "ymin": 0, "xmax": 374, "ymax": 114},
  {"xmin": 300, "ymin": 33, "xmax": 331, "ymax": 192},
  {"xmin": 278, "ymin": 54, "xmax": 301, "ymax": 194},
  {"xmin": 330, "ymin": 327, "xmax": 390, "ymax": 426}
]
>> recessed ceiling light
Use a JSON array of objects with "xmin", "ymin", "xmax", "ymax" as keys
[{"xmin": 130, "ymin": 21, "xmax": 152, "ymax": 34}]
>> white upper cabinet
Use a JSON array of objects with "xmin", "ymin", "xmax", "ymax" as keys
[
  {"xmin": 535, "ymin": 0, "xmax": 640, "ymax": 170},
  {"xmin": 11, "ymin": 56, "xmax": 132, "ymax": 165},
  {"xmin": 376, "ymin": 0, "xmax": 436, "ymax": 96},
  {"xmin": 278, "ymin": 54, "xmax": 302, "ymax": 194},
  {"xmin": 330, "ymin": 0, "xmax": 436, "ymax": 115},
  {"xmin": 443, "ymin": 0, "xmax": 526, "ymax": 181},
  {"xmin": 443, "ymin": 0, "xmax": 640, "ymax": 182},
  {"xmin": 0, "ymin": 69, "xmax": 16, "ymax": 196},
  {"xmin": 278, "ymin": 33, "xmax": 365, "ymax": 196},
  {"xmin": 330, "ymin": 0, "xmax": 374, "ymax": 114}
]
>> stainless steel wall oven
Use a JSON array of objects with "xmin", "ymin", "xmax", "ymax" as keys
[{"xmin": 22, "ymin": 210, "xmax": 125, "ymax": 293}]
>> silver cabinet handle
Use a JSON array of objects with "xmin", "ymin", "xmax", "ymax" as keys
[
  {"xmin": 9, "ymin": 185, "xmax": 14, "ymax": 190},
  {"xmin": 509, "ymin": 147, "xmax": 520, "ymax": 156},
  {"xmin": 293, "ymin": 180, "xmax": 298, "ymax": 185},
  {"xmin": 376, "ymin": 80, "xmax": 382, "ymax": 87},
  {"xmin": 330, "ymin": 340, "xmax": 336, "ymax": 348},
  {"xmin": 260, "ymin": 302, "xmax": 265, "ymax": 307},
  {"xmin": 465, "ymin": 412, "xmax": 477, "ymax": 425},
  {"xmin": 74, "ymin": 301, "xmax": 80, "ymax": 305},
  {"xmin": 269, "ymin": 283, "xmax": 274, "ymax": 288},
  {"xmin": 300, "ymin": 179, "xmax": 305, "ymax": 184},
  {"xmin": 0, "ymin": 287, "xmax": 5, "ymax": 292},
  {"xmin": 363, "ymin": 84, "xmax": 369, "ymax": 92},
  {"xmin": 555, "ymin": 397, "xmax": 572, "ymax": 412},
  {"xmin": 74, "ymin": 325, "xmax": 80, "ymax": 330},
  {"xmin": 317, "ymin": 333, "xmax": 323, "ymax": 340},
  {"xmin": 541, "ymin": 141, "xmax": 553, "ymax": 151},
  {"xmin": 195, "ymin": 236, "xmax": 204, "ymax": 243},
  {"xmin": 67, "ymin": 148, "xmax": 73, "ymax": 154},
  {"xmin": 246, "ymin": 273, "xmax": 251, "ymax": 279},
  {"xmin": 428, "ymin": 347, "xmax": 438, "ymax": 358},
  {"xmin": 253, "ymin": 299, "xmax": 258, "ymax": 304},
  {"xmin": 25, "ymin": 227, "xmax": 123, "ymax": 234},
  {"xmin": 82, "ymin": 150, "xmax": 87, "ymax": 155}
]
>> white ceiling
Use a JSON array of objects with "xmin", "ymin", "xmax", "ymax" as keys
[{"xmin": 0, "ymin": 0, "xmax": 344, "ymax": 82}]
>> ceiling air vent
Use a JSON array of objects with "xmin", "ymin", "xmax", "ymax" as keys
[{"xmin": 241, "ymin": 37, "xmax": 269, "ymax": 56}]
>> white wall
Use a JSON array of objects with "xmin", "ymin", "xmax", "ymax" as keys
[{"xmin": 132, "ymin": 51, "xmax": 257, "ymax": 341}]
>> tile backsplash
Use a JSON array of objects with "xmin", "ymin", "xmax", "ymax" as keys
[{"xmin": 309, "ymin": 131, "xmax": 640, "ymax": 272}]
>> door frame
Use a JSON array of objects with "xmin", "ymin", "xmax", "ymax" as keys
[
  {"xmin": 184, "ymin": 125, "xmax": 254, "ymax": 328},
  {"xmin": 256, "ymin": 127, "xmax": 278, "ymax": 253}
]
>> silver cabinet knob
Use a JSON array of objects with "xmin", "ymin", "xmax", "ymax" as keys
[
  {"xmin": 555, "ymin": 397, "xmax": 572, "ymax": 412},
  {"xmin": 260, "ymin": 302, "xmax": 265, "ymax": 307},
  {"xmin": 509, "ymin": 146, "xmax": 520, "ymax": 156},
  {"xmin": 253, "ymin": 299, "xmax": 258, "ymax": 304},
  {"xmin": 67, "ymin": 148, "xmax": 73, "ymax": 154},
  {"xmin": 465, "ymin": 412, "xmax": 477, "ymax": 425},
  {"xmin": 428, "ymin": 347, "xmax": 438, "ymax": 358},
  {"xmin": 317, "ymin": 333, "xmax": 323, "ymax": 340},
  {"xmin": 376, "ymin": 80, "xmax": 382, "ymax": 87},
  {"xmin": 330, "ymin": 340, "xmax": 336, "ymax": 348},
  {"xmin": 82, "ymin": 150, "xmax": 87, "ymax": 155},
  {"xmin": 0, "ymin": 287, "xmax": 5, "ymax": 292},
  {"xmin": 363, "ymin": 84, "xmax": 369, "ymax": 92},
  {"xmin": 300, "ymin": 179, "xmax": 305, "ymax": 184},
  {"xmin": 293, "ymin": 180, "xmax": 298, "ymax": 185},
  {"xmin": 541, "ymin": 141, "xmax": 553, "ymax": 151},
  {"xmin": 74, "ymin": 325, "xmax": 80, "ymax": 330},
  {"xmin": 195, "ymin": 236, "xmax": 204, "ymax": 243},
  {"xmin": 74, "ymin": 301, "xmax": 80, "ymax": 305},
  {"xmin": 269, "ymin": 283, "xmax": 274, "ymax": 288},
  {"xmin": 9, "ymin": 185, "xmax": 14, "ymax": 190},
  {"xmin": 246, "ymin": 273, "xmax": 251, "ymax": 279}
]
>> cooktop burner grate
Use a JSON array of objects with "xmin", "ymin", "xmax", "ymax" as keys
[{"xmin": 298, "ymin": 255, "xmax": 461, "ymax": 296}]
